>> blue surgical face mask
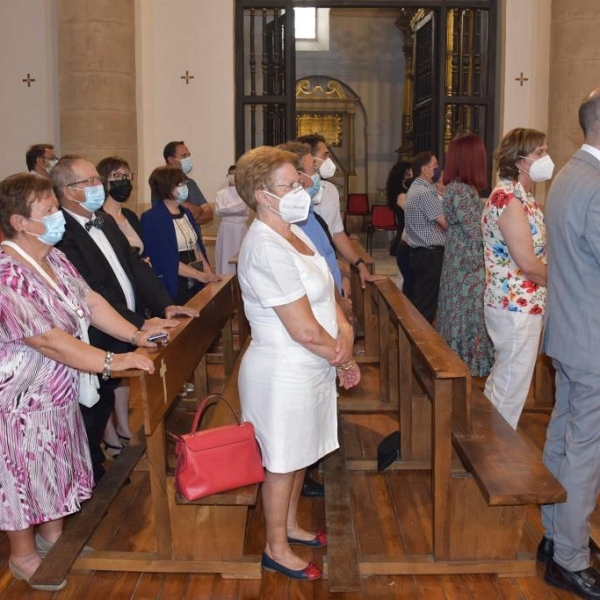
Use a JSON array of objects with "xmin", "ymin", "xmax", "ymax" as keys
[
  {"xmin": 299, "ymin": 171, "xmax": 322, "ymax": 200},
  {"xmin": 73, "ymin": 184, "xmax": 106, "ymax": 213},
  {"xmin": 175, "ymin": 184, "xmax": 189, "ymax": 203},
  {"xmin": 179, "ymin": 157, "xmax": 193, "ymax": 175},
  {"xmin": 28, "ymin": 210, "xmax": 66, "ymax": 246},
  {"xmin": 307, "ymin": 172, "xmax": 322, "ymax": 200}
]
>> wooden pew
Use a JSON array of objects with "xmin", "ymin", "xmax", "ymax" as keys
[
  {"xmin": 324, "ymin": 278, "xmax": 565, "ymax": 589},
  {"xmin": 349, "ymin": 240, "xmax": 378, "ymax": 361},
  {"xmin": 30, "ymin": 276, "xmax": 262, "ymax": 587}
]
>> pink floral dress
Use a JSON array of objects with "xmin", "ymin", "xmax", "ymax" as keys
[
  {"xmin": 481, "ymin": 179, "xmax": 546, "ymax": 314},
  {"xmin": 0, "ymin": 247, "xmax": 94, "ymax": 530}
]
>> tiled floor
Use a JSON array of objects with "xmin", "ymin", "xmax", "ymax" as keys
[{"xmin": 355, "ymin": 231, "xmax": 403, "ymax": 288}]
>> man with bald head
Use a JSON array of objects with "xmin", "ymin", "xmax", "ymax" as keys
[{"xmin": 539, "ymin": 88, "xmax": 600, "ymax": 598}]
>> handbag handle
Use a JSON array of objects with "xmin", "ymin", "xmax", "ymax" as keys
[{"xmin": 189, "ymin": 394, "xmax": 242, "ymax": 437}]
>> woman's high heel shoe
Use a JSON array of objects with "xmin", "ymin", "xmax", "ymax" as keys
[
  {"xmin": 9, "ymin": 560, "xmax": 67, "ymax": 591},
  {"xmin": 101, "ymin": 440, "xmax": 123, "ymax": 460},
  {"xmin": 117, "ymin": 432, "xmax": 132, "ymax": 446},
  {"xmin": 261, "ymin": 553, "xmax": 322, "ymax": 580}
]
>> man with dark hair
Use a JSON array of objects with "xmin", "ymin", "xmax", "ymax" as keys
[
  {"xmin": 26, "ymin": 143, "xmax": 58, "ymax": 178},
  {"xmin": 403, "ymin": 151, "xmax": 447, "ymax": 323},
  {"xmin": 297, "ymin": 133, "xmax": 384, "ymax": 291},
  {"xmin": 539, "ymin": 88, "xmax": 600, "ymax": 599},
  {"xmin": 160, "ymin": 141, "xmax": 213, "ymax": 236}
]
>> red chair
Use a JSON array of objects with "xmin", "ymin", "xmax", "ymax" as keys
[
  {"xmin": 344, "ymin": 193, "xmax": 370, "ymax": 230},
  {"xmin": 367, "ymin": 204, "xmax": 397, "ymax": 253}
]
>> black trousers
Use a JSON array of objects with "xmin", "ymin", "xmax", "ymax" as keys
[
  {"xmin": 395, "ymin": 240, "xmax": 414, "ymax": 298},
  {"xmin": 79, "ymin": 377, "xmax": 120, "ymax": 484},
  {"xmin": 407, "ymin": 246, "xmax": 445, "ymax": 324}
]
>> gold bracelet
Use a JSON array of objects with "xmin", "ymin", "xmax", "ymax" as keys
[{"xmin": 337, "ymin": 359, "xmax": 356, "ymax": 371}]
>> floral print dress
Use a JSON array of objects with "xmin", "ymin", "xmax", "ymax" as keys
[
  {"xmin": 437, "ymin": 182, "xmax": 494, "ymax": 377},
  {"xmin": 481, "ymin": 179, "xmax": 546, "ymax": 315}
]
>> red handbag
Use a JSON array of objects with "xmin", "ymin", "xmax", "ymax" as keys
[{"xmin": 169, "ymin": 394, "xmax": 265, "ymax": 501}]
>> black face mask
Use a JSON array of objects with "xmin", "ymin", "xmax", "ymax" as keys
[{"xmin": 108, "ymin": 180, "xmax": 133, "ymax": 203}]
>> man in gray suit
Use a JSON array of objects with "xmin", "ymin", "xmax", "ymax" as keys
[{"xmin": 540, "ymin": 88, "xmax": 600, "ymax": 598}]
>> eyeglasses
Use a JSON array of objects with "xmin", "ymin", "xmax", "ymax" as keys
[
  {"xmin": 111, "ymin": 172, "xmax": 135, "ymax": 181},
  {"xmin": 268, "ymin": 180, "xmax": 301, "ymax": 193},
  {"xmin": 68, "ymin": 176, "xmax": 103, "ymax": 187}
]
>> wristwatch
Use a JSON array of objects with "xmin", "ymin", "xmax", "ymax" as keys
[{"xmin": 354, "ymin": 258, "xmax": 365, "ymax": 268}]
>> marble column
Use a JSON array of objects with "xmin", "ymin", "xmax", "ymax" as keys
[
  {"xmin": 548, "ymin": 0, "xmax": 600, "ymax": 169},
  {"xmin": 57, "ymin": 0, "xmax": 138, "ymax": 207}
]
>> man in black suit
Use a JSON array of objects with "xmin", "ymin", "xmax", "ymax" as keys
[{"xmin": 51, "ymin": 156, "xmax": 197, "ymax": 483}]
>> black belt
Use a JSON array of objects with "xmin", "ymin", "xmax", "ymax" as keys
[{"xmin": 412, "ymin": 245, "xmax": 444, "ymax": 252}]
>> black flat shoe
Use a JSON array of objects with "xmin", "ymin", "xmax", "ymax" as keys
[
  {"xmin": 301, "ymin": 476, "xmax": 324, "ymax": 498},
  {"xmin": 261, "ymin": 553, "xmax": 322, "ymax": 580},
  {"xmin": 545, "ymin": 559, "xmax": 600, "ymax": 599},
  {"xmin": 537, "ymin": 536, "xmax": 554, "ymax": 563}
]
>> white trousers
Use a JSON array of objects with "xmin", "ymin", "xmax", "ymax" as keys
[{"xmin": 483, "ymin": 306, "xmax": 543, "ymax": 429}]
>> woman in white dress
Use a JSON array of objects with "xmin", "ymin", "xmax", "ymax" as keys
[
  {"xmin": 235, "ymin": 146, "xmax": 361, "ymax": 581},
  {"xmin": 214, "ymin": 167, "xmax": 250, "ymax": 274}
]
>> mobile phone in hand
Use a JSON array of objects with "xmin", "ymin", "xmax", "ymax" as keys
[{"xmin": 147, "ymin": 332, "xmax": 168, "ymax": 343}]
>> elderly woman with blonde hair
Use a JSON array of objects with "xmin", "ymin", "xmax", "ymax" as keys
[{"xmin": 235, "ymin": 146, "xmax": 360, "ymax": 581}]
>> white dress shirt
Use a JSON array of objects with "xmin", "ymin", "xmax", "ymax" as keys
[{"xmin": 64, "ymin": 208, "xmax": 136, "ymax": 311}]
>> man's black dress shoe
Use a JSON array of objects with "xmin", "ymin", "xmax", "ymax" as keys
[
  {"xmin": 301, "ymin": 475, "xmax": 324, "ymax": 498},
  {"xmin": 537, "ymin": 536, "xmax": 554, "ymax": 563},
  {"xmin": 545, "ymin": 559, "xmax": 600, "ymax": 599}
]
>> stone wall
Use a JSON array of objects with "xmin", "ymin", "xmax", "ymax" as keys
[{"xmin": 548, "ymin": 0, "xmax": 600, "ymax": 170}]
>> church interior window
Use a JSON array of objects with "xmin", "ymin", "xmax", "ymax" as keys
[
  {"xmin": 295, "ymin": 8, "xmax": 330, "ymax": 52},
  {"xmin": 294, "ymin": 8, "xmax": 316, "ymax": 40}
]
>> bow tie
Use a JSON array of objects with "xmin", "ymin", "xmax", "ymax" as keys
[{"xmin": 85, "ymin": 216, "xmax": 104, "ymax": 231}]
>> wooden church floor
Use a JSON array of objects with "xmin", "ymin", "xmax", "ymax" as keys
[{"xmin": 0, "ymin": 365, "xmax": 588, "ymax": 599}]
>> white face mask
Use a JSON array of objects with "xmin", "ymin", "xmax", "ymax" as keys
[
  {"xmin": 179, "ymin": 156, "xmax": 193, "ymax": 175},
  {"xmin": 316, "ymin": 156, "xmax": 336, "ymax": 179},
  {"xmin": 264, "ymin": 186, "xmax": 311, "ymax": 223},
  {"xmin": 519, "ymin": 154, "xmax": 555, "ymax": 182},
  {"xmin": 45, "ymin": 158, "xmax": 58, "ymax": 174}
]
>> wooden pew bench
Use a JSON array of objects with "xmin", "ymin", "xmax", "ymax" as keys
[
  {"xmin": 322, "ymin": 277, "xmax": 566, "ymax": 591},
  {"xmin": 30, "ymin": 277, "xmax": 262, "ymax": 588}
]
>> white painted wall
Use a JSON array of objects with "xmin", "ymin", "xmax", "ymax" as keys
[
  {"xmin": 135, "ymin": 0, "xmax": 235, "ymax": 215},
  {"xmin": 500, "ymin": 0, "xmax": 551, "ymax": 135},
  {"xmin": 0, "ymin": 0, "xmax": 60, "ymax": 179}
]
